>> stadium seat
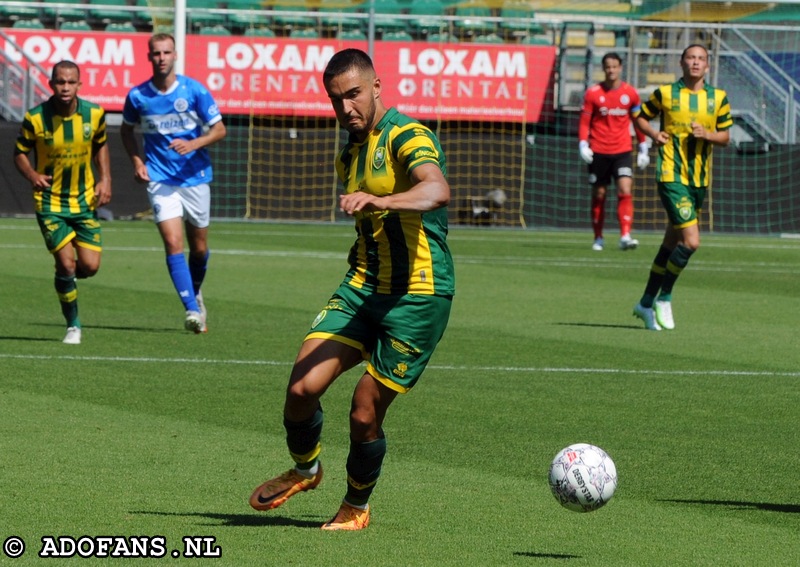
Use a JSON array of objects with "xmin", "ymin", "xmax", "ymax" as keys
[
  {"xmin": 12, "ymin": 18, "xmax": 45, "ymax": 29},
  {"xmin": 473, "ymin": 32, "xmax": 503, "ymax": 44},
  {"xmin": 318, "ymin": 0, "xmax": 365, "ymax": 32},
  {"xmin": 453, "ymin": 1, "xmax": 496, "ymax": 38},
  {"xmin": 408, "ymin": 0, "xmax": 446, "ymax": 36},
  {"xmin": 60, "ymin": 19, "xmax": 92, "ymax": 31},
  {"xmin": 499, "ymin": 0, "xmax": 541, "ymax": 39},
  {"xmin": 185, "ymin": 0, "xmax": 225, "ymax": 29},
  {"xmin": 272, "ymin": 2, "xmax": 317, "ymax": 30},
  {"xmin": 338, "ymin": 28, "xmax": 367, "ymax": 40},
  {"xmin": 521, "ymin": 33, "xmax": 552, "ymax": 45},
  {"xmin": 382, "ymin": 30, "xmax": 413, "ymax": 42},
  {"xmin": 288, "ymin": 27, "xmax": 320, "ymax": 39},
  {"xmin": 89, "ymin": 0, "xmax": 133, "ymax": 25},
  {"xmin": 44, "ymin": 0, "xmax": 87, "ymax": 24},
  {"xmin": 426, "ymin": 31, "xmax": 451, "ymax": 43},
  {"xmin": 366, "ymin": 0, "xmax": 408, "ymax": 34},
  {"xmin": 198, "ymin": 24, "xmax": 232, "ymax": 35},
  {"xmin": 243, "ymin": 26, "xmax": 277, "ymax": 37},
  {"xmin": 105, "ymin": 21, "xmax": 138, "ymax": 33},
  {"xmin": 227, "ymin": 0, "xmax": 272, "ymax": 30},
  {"xmin": 0, "ymin": 1, "xmax": 40, "ymax": 21}
]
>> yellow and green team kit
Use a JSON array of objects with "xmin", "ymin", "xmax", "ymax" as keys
[
  {"xmin": 307, "ymin": 107, "xmax": 455, "ymax": 394},
  {"xmin": 638, "ymin": 78, "xmax": 733, "ymax": 188},
  {"xmin": 15, "ymin": 97, "xmax": 107, "ymax": 252},
  {"xmin": 334, "ymin": 107, "xmax": 455, "ymax": 297}
]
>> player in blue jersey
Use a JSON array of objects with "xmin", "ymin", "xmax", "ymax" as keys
[
  {"xmin": 120, "ymin": 33, "xmax": 226, "ymax": 333},
  {"xmin": 249, "ymin": 49, "xmax": 455, "ymax": 531}
]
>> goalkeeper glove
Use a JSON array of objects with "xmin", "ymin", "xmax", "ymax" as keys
[
  {"xmin": 636, "ymin": 143, "xmax": 650, "ymax": 170},
  {"xmin": 579, "ymin": 141, "xmax": 594, "ymax": 164}
]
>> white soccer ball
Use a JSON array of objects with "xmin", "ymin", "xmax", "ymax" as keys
[{"xmin": 548, "ymin": 443, "xmax": 618, "ymax": 512}]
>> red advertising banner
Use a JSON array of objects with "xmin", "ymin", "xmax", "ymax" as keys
[{"xmin": 2, "ymin": 30, "xmax": 557, "ymax": 123}]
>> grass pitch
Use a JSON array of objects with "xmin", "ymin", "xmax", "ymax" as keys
[{"xmin": 0, "ymin": 218, "xmax": 798, "ymax": 566}]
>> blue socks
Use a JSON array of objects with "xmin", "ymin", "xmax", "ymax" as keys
[{"xmin": 166, "ymin": 253, "xmax": 199, "ymax": 312}]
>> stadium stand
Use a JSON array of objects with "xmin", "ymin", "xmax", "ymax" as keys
[
  {"xmin": 43, "ymin": 0, "xmax": 88, "ymax": 25},
  {"xmin": 453, "ymin": 1, "xmax": 496, "ymax": 39},
  {"xmin": 59, "ymin": 19, "xmax": 92, "ymax": 31},
  {"xmin": 88, "ymin": 0, "xmax": 134, "ymax": 25},
  {"xmin": 11, "ymin": 18, "xmax": 45, "ymax": 29},
  {"xmin": 227, "ymin": 0, "xmax": 273, "ymax": 31},
  {"xmin": 408, "ymin": 0, "xmax": 447, "ymax": 37}
]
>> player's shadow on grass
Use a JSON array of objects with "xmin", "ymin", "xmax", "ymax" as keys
[
  {"xmin": 35, "ymin": 322, "xmax": 181, "ymax": 333},
  {"xmin": 555, "ymin": 322, "xmax": 641, "ymax": 330},
  {"xmin": 513, "ymin": 551, "xmax": 581, "ymax": 559},
  {"xmin": 660, "ymin": 499, "xmax": 800, "ymax": 514},
  {"xmin": 0, "ymin": 335, "xmax": 54, "ymax": 342},
  {"xmin": 130, "ymin": 510, "xmax": 323, "ymax": 528}
]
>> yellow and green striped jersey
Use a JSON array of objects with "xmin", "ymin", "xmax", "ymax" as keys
[
  {"xmin": 638, "ymin": 78, "xmax": 733, "ymax": 187},
  {"xmin": 335, "ymin": 107, "xmax": 455, "ymax": 296},
  {"xmin": 15, "ymin": 96, "xmax": 107, "ymax": 214}
]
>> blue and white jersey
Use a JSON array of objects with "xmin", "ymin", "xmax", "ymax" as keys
[{"xmin": 122, "ymin": 75, "xmax": 222, "ymax": 187}]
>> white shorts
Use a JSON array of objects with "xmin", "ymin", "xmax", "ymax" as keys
[{"xmin": 147, "ymin": 182, "xmax": 210, "ymax": 228}]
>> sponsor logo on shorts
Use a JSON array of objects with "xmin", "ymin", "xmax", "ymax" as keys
[{"xmin": 392, "ymin": 362, "xmax": 408, "ymax": 378}]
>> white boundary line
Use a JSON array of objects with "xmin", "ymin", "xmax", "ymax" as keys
[{"xmin": 1, "ymin": 353, "xmax": 798, "ymax": 377}]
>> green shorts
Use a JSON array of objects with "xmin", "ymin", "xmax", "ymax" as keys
[
  {"xmin": 657, "ymin": 182, "xmax": 706, "ymax": 228},
  {"xmin": 306, "ymin": 283, "xmax": 453, "ymax": 394},
  {"xmin": 36, "ymin": 211, "xmax": 102, "ymax": 254}
]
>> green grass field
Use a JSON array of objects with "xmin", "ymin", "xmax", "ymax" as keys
[{"xmin": 1, "ymin": 217, "xmax": 798, "ymax": 566}]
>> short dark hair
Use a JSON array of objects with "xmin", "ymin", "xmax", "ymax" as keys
[
  {"xmin": 323, "ymin": 48, "xmax": 375, "ymax": 82},
  {"xmin": 52, "ymin": 60, "xmax": 79, "ymax": 80},
  {"xmin": 681, "ymin": 43, "xmax": 708, "ymax": 59},
  {"xmin": 601, "ymin": 52, "xmax": 623, "ymax": 66}
]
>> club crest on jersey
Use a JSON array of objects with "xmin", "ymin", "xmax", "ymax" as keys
[
  {"xmin": 372, "ymin": 147, "xmax": 386, "ymax": 170},
  {"xmin": 620, "ymin": 94, "xmax": 630, "ymax": 105},
  {"xmin": 174, "ymin": 98, "xmax": 189, "ymax": 113},
  {"xmin": 83, "ymin": 124, "xmax": 92, "ymax": 140},
  {"xmin": 707, "ymin": 98, "xmax": 716, "ymax": 112}
]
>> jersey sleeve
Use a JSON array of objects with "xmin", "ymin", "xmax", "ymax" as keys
[
  {"xmin": 578, "ymin": 90, "xmax": 594, "ymax": 141},
  {"xmin": 716, "ymin": 92, "xmax": 734, "ymax": 131},
  {"xmin": 638, "ymin": 87, "xmax": 663, "ymax": 120},
  {"xmin": 14, "ymin": 113, "xmax": 36, "ymax": 155},
  {"xmin": 391, "ymin": 125, "xmax": 442, "ymax": 173},
  {"xmin": 195, "ymin": 84, "xmax": 222, "ymax": 127},
  {"xmin": 121, "ymin": 90, "xmax": 139, "ymax": 126}
]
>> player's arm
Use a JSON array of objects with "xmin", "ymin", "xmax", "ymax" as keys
[
  {"xmin": 92, "ymin": 142, "xmax": 112, "ymax": 206},
  {"xmin": 339, "ymin": 162, "xmax": 449, "ymax": 216},
  {"xmin": 635, "ymin": 114, "xmax": 669, "ymax": 147},
  {"xmin": 577, "ymin": 94, "xmax": 594, "ymax": 163},
  {"xmin": 13, "ymin": 150, "xmax": 51, "ymax": 189},
  {"xmin": 690, "ymin": 123, "xmax": 730, "ymax": 147},
  {"xmin": 168, "ymin": 120, "xmax": 227, "ymax": 155},
  {"xmin": 119, "ymin": 122, "xmax": 150, "ymax": 183}
]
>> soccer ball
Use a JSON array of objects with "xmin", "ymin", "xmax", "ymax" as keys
[{"xmin": 548, "ymin": 443, "xmax": 618, "ymax": 512}]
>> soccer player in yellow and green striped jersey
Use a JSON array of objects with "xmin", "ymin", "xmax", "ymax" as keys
[
  {"xmin": 249, "ymin": 49, "xmax": 454, "ymax": 531},
  {"xmin": 14, "ymin": 60, "xmax": 111, "ymax": 345},
  {"xmin": 632, "ymin": 44, "xmax": 732, "ymax": 331}
]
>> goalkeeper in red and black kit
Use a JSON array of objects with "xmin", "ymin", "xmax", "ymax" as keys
[{"xmin": 578, "ymin": 52, "xmax": 649, "ymax": 251}]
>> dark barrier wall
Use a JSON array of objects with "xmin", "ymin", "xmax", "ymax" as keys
[{"xmin": 2, "ymin": 120, "xmax": 799, "ymax": 234}]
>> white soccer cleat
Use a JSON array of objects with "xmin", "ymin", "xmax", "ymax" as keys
[
  {"xmin": 654, "ymin": 300, "xmax": 675, "ymax": 330},
  {"xmin": 592, "ymin": 237, "xmax": 604, "ymax": 251},
  {"xmin": 195, "ymin": 291, "xmax": 208, "ymax": 334},
  {"xmin": 184, "ymin": 310, "xmax": 205, "ymax": 333},
  {"xmin": 63, "ymin": 326, "xmax": 82, "ymax": 345},
  {"xmin": 619, "ymin": 234, "xmax": 639, "ymax": 251},
  {"xmin": 633, "ymin": 303, "xmax": 662, "ymax": 331}
]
